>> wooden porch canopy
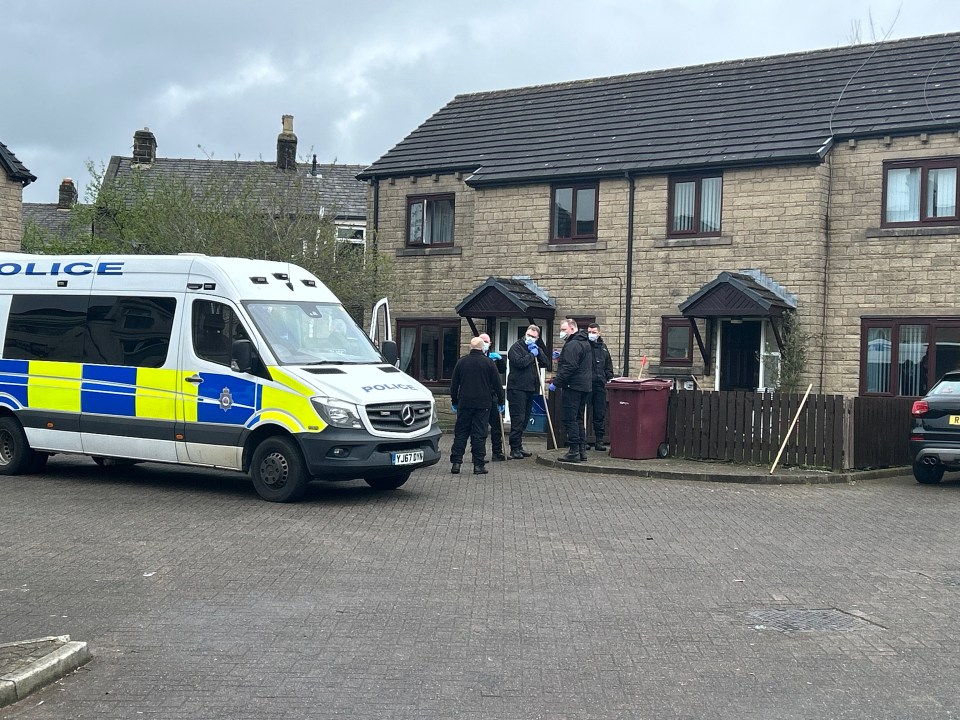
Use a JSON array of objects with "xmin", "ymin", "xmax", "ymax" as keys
[
  {"xmin": 678, "ymin": 271, "xmax": 797, "ymax": 372},
  {"xmin": 455, "ymin": 276, "xmax": 556, "ymax": 341}
]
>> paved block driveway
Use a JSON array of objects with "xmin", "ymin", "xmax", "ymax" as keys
[{"xmin": 1, "ymin": 443, "xmax": 959, "ymax": 720}]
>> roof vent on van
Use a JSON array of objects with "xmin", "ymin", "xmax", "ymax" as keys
[
  {"xmin": 301, "ymin": 279, "xmax": 317, "ymax": 288},
  {"xmin": 251, "ymin": 277, "xmax": 268, "ymax": 285},
  {"xmin": 272, "ymin": 272, "xmax": 289, "ymax": 281}
]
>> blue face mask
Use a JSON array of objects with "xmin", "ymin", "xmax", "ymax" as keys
[
  {"xmin": 559, "ymin": 331, "xmax": 568, "ymax": 340},
  {"xmin": 588, "ymin": 333, "xmax": 599, "ymax": 342},
  {"xmin": 525, "ymin": 335, "xmax": 537, "ymax": 345}
]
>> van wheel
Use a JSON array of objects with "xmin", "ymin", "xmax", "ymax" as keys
[
  {"xmin": 250, "ymin": 436, "xmax": 309, "ymax": 502},
  {"xmin": 364, "ymin": 473, "xmax": 410, "ymax": 491},
  {"xmin": 0, "ymin": 417, "xmax": 37, "ymax": 475},
  {"xmin": 913, "ymin": 460, "xmax": 944, "ymax": 485}
]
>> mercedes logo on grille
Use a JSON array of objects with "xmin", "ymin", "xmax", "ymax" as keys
[{"xmin": 400, "ymin": 404, "xmax": 416, "ymax": 426}]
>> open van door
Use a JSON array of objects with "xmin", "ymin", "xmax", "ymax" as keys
[{"xmin": 369, "ymin": 297, "xmax": 398, "ymax": 366}]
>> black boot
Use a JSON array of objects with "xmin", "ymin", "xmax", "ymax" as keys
[
  {"xmin": 559, "ymin": 448, "xmax": 582, "ymax": 463},
  {"xmin": 451, "ymin": 463, "xmax": 461, "ymax": 474},
  {"xmin": 492, "ymin": 451, "xmax": 507, "ymax": 461},
  {"xmin": 518, "ymin": 447, "xmax": 533, "ymax": 457},
  {"xmin": 509, "ymin": 449, "xmax": 526, "ymax": 460},
  {"xmin": 594, "ymin": 441, "xmax": 607, "ymax": 452},
  {"xmin": 474, "ymin": 463, "xmax": 488, "ymax": 474}
]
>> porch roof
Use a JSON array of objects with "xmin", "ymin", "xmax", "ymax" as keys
[
  {"xmin": 455, "ymin": 276, "xmax": 556, "ymax": 319},
  {"xmin": 679, "ymin": 271, "xmax": 795, "ymax": 318}
]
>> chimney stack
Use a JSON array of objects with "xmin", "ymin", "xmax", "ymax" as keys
[
  {"xmin": 277, "ymin": 114, "xmax": 297, "ymax": 171},
  {"xmin": 132, "ymin": 128, "xmax": 157, "ymax": 165},
  {"xmin": 58, "ymin": 178, "xmax": 78, "ymax": 209}
]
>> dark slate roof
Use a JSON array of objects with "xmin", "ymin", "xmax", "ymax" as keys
[
  {"xmin": 360, "ymin": 32, "xmax": 960, "ymax": 186},
  {"xmin": 456, "ymin": 276, "xmax": 556, "ymax": 318},
  {"xmin": 0, "ymin": 140, "xmax": 36, "ymax": 186},
  {"xmin": 22, "ymin": 203, "xmax": 90, "ymax": 239},
  {"xmin": 105, "ymin": 157, "xmax": 367, "ymax": 219},
  {"xmin": 679, "ymin": 272, "xmax": 796, "ymax": 318}
]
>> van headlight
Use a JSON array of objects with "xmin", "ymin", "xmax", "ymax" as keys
[
  {"xmin": 312, "ymin": 397, "xmax": 363, "ymax": 429},
  {"xmin": 432, "ymin": 402, "xmax": 439, "ymax": 424}
]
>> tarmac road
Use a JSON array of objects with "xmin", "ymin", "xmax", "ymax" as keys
[{"xmin": 1, "ymin": 443, "xmax": 959, "ymax": 719}]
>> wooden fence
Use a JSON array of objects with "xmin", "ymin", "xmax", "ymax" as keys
[
  {"xmin": 666, "ymin": 390, "xmax": 845, "ymax": 471},
  {"xmin": 851, "ymin": 396, "xmax": 915, "ymax": 469}
]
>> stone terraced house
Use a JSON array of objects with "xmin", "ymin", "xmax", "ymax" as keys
[
  {"xmin": 0, "ymin": 140, "xmax": 36, "ymax": 252},
  {"xmin": 358, "ymin": 32, "xmax": 960, "ymax": 399}
]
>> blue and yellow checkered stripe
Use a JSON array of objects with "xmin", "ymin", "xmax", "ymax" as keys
[{"xmin": 0, "ymin": 359, "xmax": 325, "ymax": 434}]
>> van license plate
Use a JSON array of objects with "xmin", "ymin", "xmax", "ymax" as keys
[
  {"xmin": 950, "ymin": 416, "xmax": 960, "ymax": 425},
  {"xmin": 392, "ymin": 451, "xmax": 424, "ymax": 465}
]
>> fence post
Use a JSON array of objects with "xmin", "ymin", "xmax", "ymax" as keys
[{"xmin": 843, "ymin": 397, "xmax": 855, "ymax": 470}]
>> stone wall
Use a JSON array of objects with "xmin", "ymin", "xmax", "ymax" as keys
[{"xmin": 0, "ymin": 176, "xmax": 23, "ymax": 252}]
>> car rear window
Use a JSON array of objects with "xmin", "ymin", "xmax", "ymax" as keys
[{"xmin": 929, "ymin": 378, "xmax": 960, "ymax": 396}]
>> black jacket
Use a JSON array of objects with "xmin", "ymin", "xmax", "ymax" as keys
[
  {"xmin": 450, "ymin": 349, "xmax": 505, "ymax": 409},
  {"xmin": 553, "ymin": 329, "xmax": 593, "ymax": 392},
  {"xmin": 590, "ymin": 337, "xmax": 615, "ymax": 385},
  {"xmin": 506, "ymin": 337, "xmax": 551, "ymax": 392}
]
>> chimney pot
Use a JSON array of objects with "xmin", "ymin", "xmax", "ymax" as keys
[
  {"xmin": 277, "ymin": 115, "xmax": 297, "ymax": 171},
  {"xmin": 132, "ymin": 127, "xmax": 157, "ymax": 165},
  {"xmin": 58, "ymin": 177, "xmax": 78, "ymax": 209}
]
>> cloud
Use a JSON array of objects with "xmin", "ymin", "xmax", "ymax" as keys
[{"xmin": 156, "ymin": 54, "xmax": 287, "ymax": 118}]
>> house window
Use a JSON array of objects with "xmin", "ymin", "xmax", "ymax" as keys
[
  {"xmin": 397, "ymin": 319, "xmax": 460, "ymax": 384},
  {"xmin": 668, "ymin": 175, "xmax": 722, "ymax": 236},
  {"xmin": 860, "ymin": 317, "xmax": 960, "ymax": 396},
  {"xmin": 551, "ymin": 184, "xmax": 598, "ymax": 242},
  {"xmin": 883, "ymin": 158, "xmax": 960, "ymax": 226},
  {"xmin": 407, "ymin": 194, "xmax": 455, "ymax": 246},
  {"xmin": 660, "ymin": 317, "xmax": 693, "ymax": 366}
]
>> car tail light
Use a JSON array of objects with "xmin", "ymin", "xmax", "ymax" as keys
[{"xmin": 911, "ymin": 400, "xmax": 929, "ymax": 416}]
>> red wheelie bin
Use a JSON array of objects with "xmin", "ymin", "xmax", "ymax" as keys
[{"xmin": 606, "ymin": 378, "xmax": 672, "ymax": 460}]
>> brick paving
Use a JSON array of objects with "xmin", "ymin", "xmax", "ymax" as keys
[{"xmin": 1, "ymin": 440, "xmax": 959, "ymax": 719}]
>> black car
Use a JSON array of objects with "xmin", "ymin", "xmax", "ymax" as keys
[{"xmin": 909, "ymin": 371, "xmax": 960, "ymax": 484}]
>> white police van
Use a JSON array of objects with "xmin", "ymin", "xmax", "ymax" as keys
[{"xmin": 0, "ymin": 254, "xmax": 441, "ymax": 501}]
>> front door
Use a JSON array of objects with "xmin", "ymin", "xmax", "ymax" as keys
[{"xmin": 719, "ymin": 320, "xmax": 761, "ymax": 391}]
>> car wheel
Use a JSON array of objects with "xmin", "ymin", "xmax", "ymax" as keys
[
  {"xmin": 913, "ymin": 460, "xmax": 944, "ymax": 485},
  {"xmin": 250, "ymin": 436, "xmax": 309, "ymax": 502},
  {"xmin": 364, "ymin": 473, "xmax": 411, "ymax": 491},
  {"xmin": 0, "ymin": 417, "xmax": 38, "ymax": 475}
]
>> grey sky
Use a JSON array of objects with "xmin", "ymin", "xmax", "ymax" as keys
[{"xmin": 7, "ymin": 0, "xmax": 959, "ymax": 203}]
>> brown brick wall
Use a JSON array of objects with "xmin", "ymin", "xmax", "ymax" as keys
[{"xmin": 0, "ymin": 176, "xmax": 23, "ymax": 252}]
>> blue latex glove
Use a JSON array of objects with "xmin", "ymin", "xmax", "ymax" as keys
[
  {"xmin": 498, "ymin": 404, "xmax": 504, "ymax": 414},
  {"xmin": 529, "ymin": 346, "xmax": 539, "ymax": 356},
  {"xmin": 547, "ymin": 383, "xmax": 556, "ymax": 392},
  {"xmin": 552, "ymin": 350, "xmax": 560, "ymax": 360},
  {"xmin": 451, "ymin": 404, "xmax": 458, "ymax": 413},
  {"xmin": 488, "ymin": 351, "xmax": 502, "ymax": 360}
]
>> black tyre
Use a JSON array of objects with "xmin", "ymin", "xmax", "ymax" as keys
[
  {"xmin": 913, "ymin": 460, "xmax": 944, "ymax": 485},
  {"xmin": 250, "ymin": 436, "xmax": 309, "ymax": 502},
  {"xmin": 364, "ymin": 473, "xmax": 411, "ymax": 491},
  {"xmin": 0, "ymin": 416, "xmax": 37, "ymax": 475},
  {"xmin": 657, "ymin": 442, "xmax": 670, "ymax": 458}
]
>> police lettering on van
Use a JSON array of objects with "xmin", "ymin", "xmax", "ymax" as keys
[{"xmin": 0, "ymin": 254, "xmax": 441, "ymax": 502}]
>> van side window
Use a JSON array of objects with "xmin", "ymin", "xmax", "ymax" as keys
[
  {"xmin": 3, "ymin": 295, "xmax": 88, "ymax": 362},
  {"xmin": 3, "ymin": 295, "xmax": 177, "ymax": 368},
  {"xmin": 193, "ymin": 300, "xmax": 247, "ymax": 367},
  {"xmin": 86, "ymin": 297, "xmax": 177, "ymax": 368}
]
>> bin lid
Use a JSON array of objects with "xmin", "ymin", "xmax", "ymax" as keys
[{"xmin": 608, "ymin": 378, "xmax": 673, "ymax": 392}]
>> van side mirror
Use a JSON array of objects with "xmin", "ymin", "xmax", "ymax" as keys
[
  {"xmin": 231, "ymin": 339, "xmax": 255, "ymax": 374},
  {"xmin": 380, "ymin": 339, "xmax": 399, "ymax": 366}
]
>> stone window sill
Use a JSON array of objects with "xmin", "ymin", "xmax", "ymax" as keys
[
  {"xmin": 654, "ymin": 235, "xmax": 732, "ymax": 248},
  {"xmin": 865, "ymin": 226, "xmax": 960, "ymax": 239},
  {"xmin": 395, "ymin": 246, "xmax": 463, "ymax": 257},
  {"xmin": 539, "ymin": 241, "xmax": 608, "ymax": 253}
]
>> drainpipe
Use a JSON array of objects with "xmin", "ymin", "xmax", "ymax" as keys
[
  {"xmin": 818, "ymin": 153, "xmax": 832, "ymax": 390},
  {"xmin": 371, "ymin": 178, "xmax": 380, "ymax": 252},
  {"xmin": 622, "ymin": 173, "xmax": 636, "ymax": 376}
]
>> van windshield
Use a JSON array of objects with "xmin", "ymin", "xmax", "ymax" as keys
[{"xmin": 244, "ymin": 301, "xmax": 383, "ymax": 365}]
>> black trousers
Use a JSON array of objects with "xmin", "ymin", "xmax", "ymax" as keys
[
  {"xmin": 487, "ymin": 403, "xmax": 504, "ymax": 454},
  {"xmin": 507, "ymin": 388, "xmax": 535, "ymax": 450},
  {"xmin": 450, "ymin": 407, "xmax": 489, "ymax": 465},
  {"xmin": 588, "ymin": 382, "xmax": 607, "ymax": 440},
  {"xmin": 561, "ymin": 388, "xmax": 588, "ymax": 450}
]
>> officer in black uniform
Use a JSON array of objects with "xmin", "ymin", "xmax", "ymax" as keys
[{"xmin": 449, "ymin": 337, "xmax": 505, "ymax": 475}]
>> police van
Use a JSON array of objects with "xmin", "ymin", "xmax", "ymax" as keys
[{"xmin": 0, "ymin": 254, "xmax": 441, "ymax": 501}]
